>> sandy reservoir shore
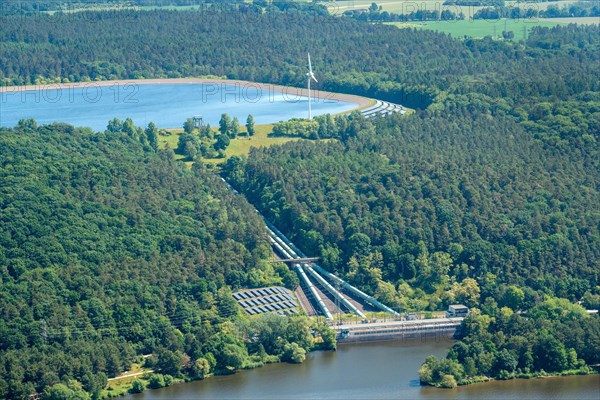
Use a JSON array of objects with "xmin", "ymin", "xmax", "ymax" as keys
[{"xmin": 0, "ymin": 78, "xmax": 373, "ymax": 109}]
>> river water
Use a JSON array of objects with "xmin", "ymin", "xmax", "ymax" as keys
[
  {"xmin": 126, "ymin": 338, "xmax": 599, "ymax": 399},
  {"xmin": 0, "ymin": 83, "xmax": 356, "ymax": 130}
]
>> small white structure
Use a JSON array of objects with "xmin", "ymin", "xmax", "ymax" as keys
[{"xmin": 447, "ymin": 304, "xmax": 469, "ymax": 318}]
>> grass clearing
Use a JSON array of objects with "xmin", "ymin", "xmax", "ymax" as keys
[
  {"xmin": 158, "ymin": 124, "xmax": 303, "ymax": 166},
  {"xmin": 204, "ymin": 124, "xmax": 302, "ymax": 164},
  {"xmin": 102, "ymin": 363, "xmax": 153, "ymax": 398},
  {"xmin": 387, "ymin": 18, "xmax": 567, "ymax": 40}
]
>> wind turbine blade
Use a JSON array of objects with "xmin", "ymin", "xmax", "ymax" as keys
[{"xmin": 308, "ymin": 53, "xmax": 313, "ymax": 74}]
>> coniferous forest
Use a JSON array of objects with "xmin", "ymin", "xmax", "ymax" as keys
[{"xmin": 0, "ymin": 4, "xmax": 599, "ymax": 399}]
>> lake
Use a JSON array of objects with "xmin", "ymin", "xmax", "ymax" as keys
[
  {"xmin": 125, "ymin": 338, "xmax": 600, "ymax": 399},
  {"xmin": 0, "ymin": 82, "xmax": 358, "ymax": 131}
]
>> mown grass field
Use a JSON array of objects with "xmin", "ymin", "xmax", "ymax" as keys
[
  {"xmin": 204, "ymin": 124, "xmax": 303, "ymax": 164},
  {"xmin": 223, "ymin": 124, "xmax": 299, "ymax": 158},
  {"xmin": 159, "ymin": 124, "xmax": 302, "ymax": 165},
  {"xmin": 387, "ymin": 18, "xmax": 567, "ymax": 40}
]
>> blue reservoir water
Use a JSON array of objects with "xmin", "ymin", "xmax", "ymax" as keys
[{"xmin": 0, "ymin": 83, "xmax": 357, "ymax": 130}]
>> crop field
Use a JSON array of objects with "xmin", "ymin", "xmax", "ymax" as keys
[
  {"xmin": 387, "ymin": 18, "xmax": 568, "ymax": 40},
  {"xmin": 326, "ymin": 0, "xmax": 598, "ymax": 19}
]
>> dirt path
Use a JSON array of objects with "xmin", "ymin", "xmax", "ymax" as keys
[{"xmin": 107, "ymin": 370, "xmax": 153, "ymax": 382}]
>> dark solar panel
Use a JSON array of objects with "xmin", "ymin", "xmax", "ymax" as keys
[{"xmin": 231, "ymin": 287, "xmax": 305, "ymax": 317}]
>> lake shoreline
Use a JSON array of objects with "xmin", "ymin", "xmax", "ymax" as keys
[
  {"xmin": 0, "ymin": 77, "xmax": 374, "ymax": 109},
  {"xmin": 122, "ymin": 339, "xmax": 599, "ymax": 399},
  {"xmin": 452, "ymin": 369, "xmax": 600, "ymax": 388}
]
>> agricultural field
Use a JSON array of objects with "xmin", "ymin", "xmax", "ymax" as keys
[
  {"xmin": 387, "ymin": 18, "xmax": 567, "ymax": 40},
  {"xmin": 539, "ymin": 16, "xmax": 600, "ymax": 24},
  {"xmin": 327, "ymin": 0, "xmax": 599, "ymax": 19},
  {"xmin": 329, "ymin": 0, "xmax": 490, "ymax": 18}
]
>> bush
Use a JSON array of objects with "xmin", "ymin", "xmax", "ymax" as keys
[
  {"xmin": 270, "ymin": 119, "xmax": 319, "ymax": 138},
  {"xmin": 282, "ymin": 342, "xmax": 307, "ymax": 364},
  {"xmin": 440, "ymin": 374, "xmax": 457, "ymax": 389},
  {"xmin": 191, "ymin": 358, "xmax": 211, "ymax": 379},
  {"xmin": 148, "ymin": 374, "xmax": 165, "ymax": 389},
  {"xmin": 129, "ymin": 380, "xmax": 146, "ymax": 394}
]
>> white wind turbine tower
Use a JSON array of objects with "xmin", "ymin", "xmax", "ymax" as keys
[{"xmin": 306, "ymin": 52, "xmax": 318, "ymax": 119}]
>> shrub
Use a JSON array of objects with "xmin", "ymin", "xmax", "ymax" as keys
[
  {"xmin": 440, "ymin": 374, "xmax": 457, "ymax": 389},
  {"xmin": 282, "ymin": 342, "xmax": 307, "ymax": 364},
  {"xmin": 148, "ymin": 374, "xmax": 165, "ymax": 389},
  {"xmin": 129, "ymin": 380, "xmax": 146, "ymax": 394}
]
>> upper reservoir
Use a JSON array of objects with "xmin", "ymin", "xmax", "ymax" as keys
[
  {"xmin": 125, "ymin": 339, "xmax": 599, "ymax": 400},
  {"xmin": 0, "ymin": 80, "xmax": 359, "ymax": 130}
]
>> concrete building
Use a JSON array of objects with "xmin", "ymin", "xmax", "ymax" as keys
[{"xmin": 446, "ymin": 304, "xmax": 469, "ymax": 318}]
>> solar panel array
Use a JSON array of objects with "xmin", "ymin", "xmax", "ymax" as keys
[{"xmin": 233, "ymin": 286, "xmax": 300, "ymax": 316}]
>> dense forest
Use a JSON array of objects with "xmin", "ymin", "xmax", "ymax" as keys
[
  {"xmin": 2, "ymin": 7, "xmax": 598, "ymax": 110},
  {"xmin": 223, "ymin": 109, "xmax": 599, "ymax": 310},
  {"xmin": 0, "ymin": 121, "xmax": 335, "ymax": 399},
  {"xmin": 345, "ymin": 4, "xmax": 465, "ymax": 22},
  {"xmin": 1, "ymin": 4, "xmax": 599, "ymax": 397},
  {"xmin": 420, "ymin": 298, "xmax": 600, "ymax": 387}
]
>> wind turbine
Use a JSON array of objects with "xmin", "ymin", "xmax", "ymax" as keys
[{"xmin": 306, "ymin": 52, "xmax": 318, "ymax": 119}]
